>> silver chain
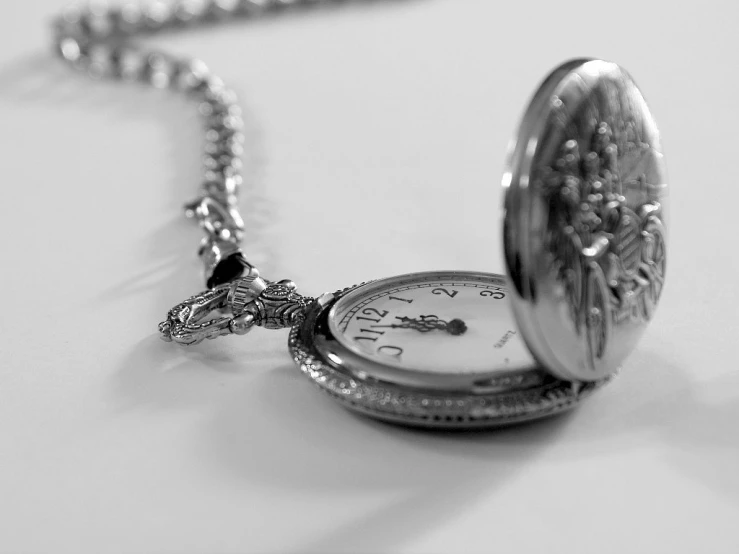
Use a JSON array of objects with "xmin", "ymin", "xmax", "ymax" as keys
[
  {"xmin": 52, "ymin": 0, "xmax": 319, "ymax": 288},
  {"xmin": 52, "ymin": 0, "xmax": 327, "ymax": 344}
]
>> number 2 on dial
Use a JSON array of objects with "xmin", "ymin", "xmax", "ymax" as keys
[{"xmin": 432, "ymin": 287, "xmax": 458, "ymax": 298}]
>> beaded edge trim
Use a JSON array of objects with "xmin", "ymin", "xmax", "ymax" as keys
[{"xmin": 287, "ymin": 289, "xmax": 610, "ymax": 428}]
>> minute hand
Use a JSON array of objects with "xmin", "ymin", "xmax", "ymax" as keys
[{"xmin": 371, "ymin": 315, "xmax": 467, "ymax": 336}]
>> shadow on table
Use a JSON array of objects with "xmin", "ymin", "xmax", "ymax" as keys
[
  {"xmin": 113, "ymin": 332, "xmax": 576, "ymax": 552},
  {"xmin": 112, "ymin": 333, "xmax": 738, "ymax": 553}
]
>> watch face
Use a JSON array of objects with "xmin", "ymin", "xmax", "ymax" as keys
[{"xmin": 326, "ymin": 271, "xmax": 535, "ymax": 376}]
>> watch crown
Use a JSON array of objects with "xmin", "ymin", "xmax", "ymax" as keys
[{"xmin": 227, "ymin": 270, "xmax": 267, "ymax": 314}]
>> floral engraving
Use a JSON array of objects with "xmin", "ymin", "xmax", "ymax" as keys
[{"xmin": 541, "ymin": 121, "xmax": 666, "ymax": 371}]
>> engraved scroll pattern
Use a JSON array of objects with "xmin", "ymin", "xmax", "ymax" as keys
[{"xmin": 541, "ymin": 121, "xmax": 666, "ymax": 371}]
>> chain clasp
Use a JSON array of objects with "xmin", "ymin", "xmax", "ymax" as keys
[
  {"xmin": 159, "ymin": 273, "xmax": 313, "ymax": 346},
  {"xmin": 185, "ymin": 196, "xmax": 253, "ymax": 288}
]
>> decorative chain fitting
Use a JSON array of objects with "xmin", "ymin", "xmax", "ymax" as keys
[{"xmin": 159, "ymin": 273, "xmax": 314, "ymax": 346}]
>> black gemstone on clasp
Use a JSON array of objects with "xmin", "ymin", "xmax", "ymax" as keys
[{"xmin": 207, "ymin": 252, "xmax": 248, "ymax": 289}]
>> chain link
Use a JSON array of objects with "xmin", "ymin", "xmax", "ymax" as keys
[{"xmin": 52, "ymin": 0, "xmax": 319, "ymax": 285}]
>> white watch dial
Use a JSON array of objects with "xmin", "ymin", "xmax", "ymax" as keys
[{"xmin": 328, "ymin": 272, "xmax": 535, "ymax": 374}]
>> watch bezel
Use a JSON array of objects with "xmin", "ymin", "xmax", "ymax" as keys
[{"xmin": 288, "ymin": 270, "xmax": 608, "ymax": 428}]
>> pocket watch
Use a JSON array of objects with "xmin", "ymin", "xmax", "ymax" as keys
[{"xmin": 53, "ymin": 3, "xmax": 668, "ymax": 428}]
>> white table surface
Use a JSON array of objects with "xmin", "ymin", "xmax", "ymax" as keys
[{"xmin": 1, "ymin": 1, "xmax": 737, "ymax": 552}]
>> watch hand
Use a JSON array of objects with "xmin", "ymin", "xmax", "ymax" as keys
[{"xmin": 371, "ymin": 315, "xmax": 467, "ymax": 336}]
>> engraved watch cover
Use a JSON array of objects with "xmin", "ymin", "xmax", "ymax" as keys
[{"xmin": 502, "ymin": 59, "xmax": 668, "ymax": 382}]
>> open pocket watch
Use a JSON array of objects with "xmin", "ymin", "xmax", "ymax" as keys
[
  {"xmin": 53, "ymin": 5, "xmax": 667, "ymax": 428},
  {"xmin": 158, "ymin": 59, "xmax": 668, "ymax": 428}
]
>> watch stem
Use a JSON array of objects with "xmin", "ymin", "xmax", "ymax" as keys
[{"xmin": 230, "ymin": 312, "xmax": 256, "ymax": 335}]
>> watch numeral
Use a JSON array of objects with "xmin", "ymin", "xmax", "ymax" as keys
[
  {"xmin": 356, "ymin": 316, "xmax": 381, "ymax": 323},
  {"xmin": 354, "ymin": 336, "xmax": 378, "ymax": 342},
  {"xmin": 362, "ymin": 308, "xmax": 389, "ymax": 318},
  {"xmin": 388, "ymin": 296, "xmax": 413, "ymax": 304},
  {"xmin": 480, "ymin": 289, "xmax": 505, "ymax": 299},
  {"xmin": 378, "ymin": 345, "xmax": 403, "ymax": 357},
  {"xmin": 431, "ymin": 287, "xmax": 458, "ymax": 298}
]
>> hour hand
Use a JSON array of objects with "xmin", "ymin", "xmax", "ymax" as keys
[{"xmin": 372, "ymin": 315, "xmax": 467, "ymax": 335}]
